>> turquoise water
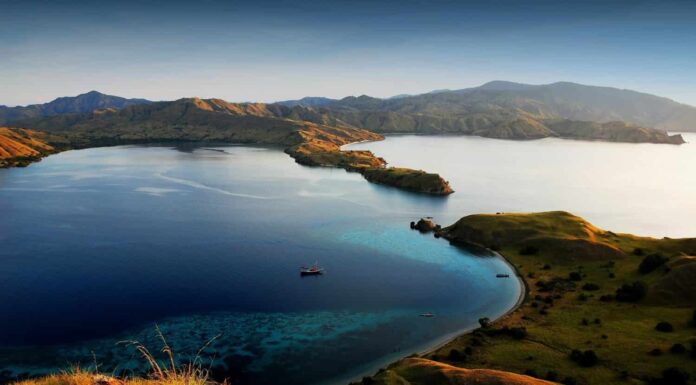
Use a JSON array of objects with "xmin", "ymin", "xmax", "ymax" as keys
[{"xmin": 0, "ymin": 144, "xmax": 521, "ymax": 385}]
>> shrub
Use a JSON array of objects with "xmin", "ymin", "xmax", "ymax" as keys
[
  {"xmin": 650, "ymin": 367, "xmax": 690, "ymax": 385},
  {"xmin": 670, "ymin": 343, "xmax": 686, "ymax": 354},
  {"xmin": 615, "ymin": 281, "xmax": 647, "ymax": 302},
  {"xmin": 542, "ymin": 264, "xmax": 551, "ymax": 270},
  {"xmin": 523, "ymin": 369, "xmax": 539, "ymax": 378},
  {"xmin": 562, "ymin": 376, "xmax": 578, "ymax": 385},
  {"xmin": 570, "ymin": 349, "xmax": 598, "ymax": 367},
  {"xmin": 655, "ymin": 321, "xmax": 674, "ymax": 332},
  {"xmin": 639, "ymin": 253, "xmax": 668, "ymax": 274},
  {"xmin": 649, "ymin": 348, "xmax": 662, "ymax": 356},
  {"xmin": 582, "ymin": 283, "xmax": 600, "ymax": 291},
  {"xmin": 478, "ymin": 317, "xmax": 491, "ymax": 328},
  {"xmin": 599, "ymin": 294, "xmax": 614, "ymax": 302},
  {"xmin": 568, "ymin": 271, "xmax": 582, "ymax": 281},
  {"xmin": 519, "ymin": 245, "xmax": 539, "ymax": 255},
  {"xmin": 545, "ymin": 371, "xmax": 559, "ymax": 381},
  {"xmin": 507, "ymin": 326, "xmax": 528, "ymax": 340},
  {"xmin": 633, "ymin": 248, "xmax": 645, "ymax": 256},
  {"xmin": 447, "ymin": 349, "xmax": 464, "ymax": 361}
]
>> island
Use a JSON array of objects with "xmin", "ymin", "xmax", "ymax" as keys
[{"xmin": 359, "ymin": 211, "xmax": 696, "ymax": 385}]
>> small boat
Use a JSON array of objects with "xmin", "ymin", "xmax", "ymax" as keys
[
  {"xmin": 496, "ymin": 273, "xmax": 510, "ymax": 278},
  {"xmin": 300, "ymin": 262, "xmax": 324, "ymax": 276},
  {"xmin": 419, "ymin": 312, "xmax": 435, "ymax": 318}
]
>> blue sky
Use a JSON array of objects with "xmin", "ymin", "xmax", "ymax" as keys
[{"xmin": 1, "ymin": 0, "xmax": 695, "ymax": 106}]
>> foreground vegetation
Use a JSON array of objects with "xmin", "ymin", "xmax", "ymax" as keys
[{"xmin": 362, "ymin": 211, "xmax": 696, "ymax": 385}]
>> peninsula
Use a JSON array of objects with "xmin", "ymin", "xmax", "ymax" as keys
[{"xmin": 361, "ymin": 211, "xmax": 696, "ymax": 385}]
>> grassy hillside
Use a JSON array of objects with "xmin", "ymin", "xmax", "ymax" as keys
[
  {"xmin": 0, "ymin": 127, "xmax": 68, "ymax": 167},
  {"xmin": 365, "ymin": 212, "xmax": 696, "ymax": 385},
  {"xmin": 8, "ymin": 98, "xmax": 453, "ymax": 195},
  {"xmin": 302, "ymin": 81, "xmax": 696, "ymax": 135}
]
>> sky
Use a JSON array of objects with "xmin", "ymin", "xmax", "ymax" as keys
[{"xmin": 1, "ymin": 0, "xmax": 696, "ymax": 106}]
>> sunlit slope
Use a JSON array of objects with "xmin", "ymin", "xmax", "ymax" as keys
[
  {"xmin": 0, "ymin": 127, "xmax": 66, "ymax": 167},
  {"xmin": 363, "ymin": 211, "xmax": 696, "ymax": 385}
]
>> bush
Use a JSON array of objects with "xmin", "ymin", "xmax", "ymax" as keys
[
  {"xmin": 633, "ymin": 248, "xmax": 645, "ymax": 256},
  {"xmin": 568, "ymin": 271, "xmax": 582, "ymax": 281},
  {"xmin": 655, "ymin": 321, "xmax": 674, "ymax": 332},
  {"xmin": 615, "ymin": 281, "xmax": 647, "ymax": 302},
  {"xmin": 582, "ymin": 283, "xmax": 600, "ymax": 291},
  {"xmin": 523, "ymin": 369, "xmax": 539, "ymax": 378},
  {"xmin": 519, "ymin": 245, "xmax": 539, "ymax": 255},
  {"xmin": 478, "ymin": 317, "xmax": 491, "ymax": 328},
  {"xmin": 570, "ymin": 349, "xmax": 598, "ymax": 367},
  {"xmin": 650, "ymin": 367, "xmax": 690, "ymax": 385},
  {"xmin": 545, "ymin": 371, "xmax": 559, "ymax": 381},
  {"xmin": 639, "ymin": 253, "xmax": 668, "ymax": 274},
  {"xmin": 562, "ymin": 377, "xmax": 578, "ymax": 385},
  {"xmin": 507, "ymin": 326, "xmax": 528, "ymax": 340},
  {"xmin": 649, "ymin": 348, "xmax": 662, "ymax": 356},
  {"xmin": 447, "ymin": 349, "xmax": 464, "ymax": 361},
  {"xmin": 670, "ymin": 343, "xmax": 686, "ymax": 354},
  {"xmin": 542, "ymin": 264, "xmax": 551, "ymax": 270}
]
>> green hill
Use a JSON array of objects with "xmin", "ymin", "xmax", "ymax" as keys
[{"xmin": 364, "ymin": 212, "xmax": 696, "ymax": 385}]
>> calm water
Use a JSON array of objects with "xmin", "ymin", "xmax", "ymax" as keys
[
  {"xmin": 3, "ymin": 133, "xmax": 693, "ymax": 384},
  {"xmin": 349, "ymin": 133, "xmax": 696, "ymax": 238},
  {"xmin": 0, "ymin": 144, "xmax": 520, "ymax": 385}
]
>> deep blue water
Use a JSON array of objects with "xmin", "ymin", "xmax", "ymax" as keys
[{"xmin": 0, "ymin": 144, "xmax": 520, "ymax": 385}]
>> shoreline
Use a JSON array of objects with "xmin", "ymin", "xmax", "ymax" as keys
[{"xmin": 337, "ymin": 247, "xmax": 527, "ymax": 385}]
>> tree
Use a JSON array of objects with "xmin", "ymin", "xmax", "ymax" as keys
[
  {"xmin": 615, "ymin": 281, "xmax": 647, "ymax": 302},
  {"xmin": 655, "ymin": 321, "xmax": 674, "ymax": 332},
  {"xmin": 638, "ymin": 253, "xmax": 668, "ymax": 274},
  {"xmin": 478, "ymin": 317, "xmax": 491, "ymax": 328}
]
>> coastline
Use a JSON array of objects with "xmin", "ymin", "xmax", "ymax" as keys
[{"xmin": 337, "ymin": 247, "xmax": 527, "ymax": 385}]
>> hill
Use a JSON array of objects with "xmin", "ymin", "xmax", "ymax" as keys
[
  {"xmin": 0, "ymin": 127, "xmax": 68, "ymax": 167},
  {"xmin": 11, "ymin": 98, "xmax": 453, "ymax": 195},
  {"xmin": 275, "ymin": 81, "xmax": 694, "ymax": 142},
  {"xmin": 364, "ymin": 212, "xmax": 696, "ymax": 385},
  {"xmin": 0, "ymin": 91, "xmax": 151, "ymax": 125},
  {"xmin": 364, "ymin": 358, "xmax": 557, "ymax": 385}
]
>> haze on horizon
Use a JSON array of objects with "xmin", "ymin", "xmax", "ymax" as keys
[{"xmin": 2, "ymin": 0, "xmax": 696, "ymax": 107}]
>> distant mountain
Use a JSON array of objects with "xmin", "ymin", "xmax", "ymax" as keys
[
  {"xmin": 19, "ymin": 97, "xmax": 377, "ymax": 148},
  {"xmin": 301, "ymin": 81, "xmax": 696, "ymax": 133},
  {"xmin": 0, "ymin": 91, "xmax": 151, "ymax": 125},
  {"xmin": 274, "ymin": 96, "xmax": 336, "ymax": 108}
]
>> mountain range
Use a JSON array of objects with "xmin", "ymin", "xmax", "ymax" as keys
[
  {"xmin": 278, "ymin": 81, "xmax": 696, "ymax": 135},
  {"xmin": 0, "ymin": 91, "xmax": 151, "ymax": 125},
  {"xmin": 1, "ymin": 81, "xmax": 693, "ymax": 170}
]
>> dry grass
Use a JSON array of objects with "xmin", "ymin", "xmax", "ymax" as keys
[{"xmin": 13, "ymin": 326, "xmax": 222, "ymax": 385}]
